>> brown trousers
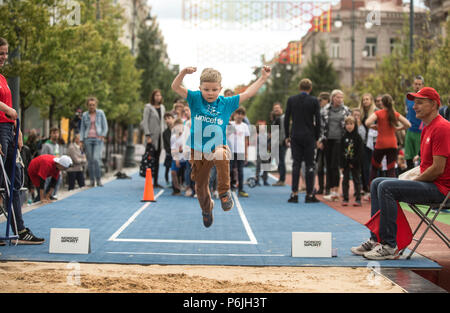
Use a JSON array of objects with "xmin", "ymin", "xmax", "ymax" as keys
[{"xmin": 190, "ymin": 145, "xmax": 231, "ymax": 213}]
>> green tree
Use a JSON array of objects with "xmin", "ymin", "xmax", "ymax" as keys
[
  {"xmin": 136, "ymin": 16, "xmax": 178, "ymax": 110},
  {"xmin": 299, "ymin": 40, "xmax": 340, "ymax": 96}
]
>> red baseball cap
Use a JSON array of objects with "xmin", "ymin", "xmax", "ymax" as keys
[{"xmin": 407, "ymin": 87, "xmax": 441, "ymax": 106}]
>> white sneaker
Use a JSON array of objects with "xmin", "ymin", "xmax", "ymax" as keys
[
  {"xmin": 364, "ymin": 244, "xmax": 400, "ymax": 260},
  {"xmin": 323, "ymin": 192, "xmax": 339, "ymax": 202},
  {"xmin": 213, "ymin": 191, "xmax": 219, "ymax": 199},
  {"xmin": 185, "ymin": 188, "xmax": 193, "ymax": 197},
  {"xmin": 351, "ymin": 239, "xmax": 378, "ymax": 256}
]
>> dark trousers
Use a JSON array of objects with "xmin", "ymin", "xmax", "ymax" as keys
[
  {"xmin": 153, "ymin": 147, "xmax": 161, "ymax": 186},
  {"xmin": 256, "ymin": 157, "xmax": 269, "ymax": 183},
  {"xmin": 342, "ymin": 165, "xmax": 361, "ymax": 201},
  {"xmin": 230, "ymin": 153, "xmax": 245, "ymax": 191},
  {"xmin": 316, "ymin": 148, "xmax": 326, "ymax": 191},
  {"xmin": 0, "ymin": 123, "xmax": 25, "ymax": 234},
  {"xmin": 291, "ymin": 137, "xmax": 315, "ymax": 195},
  {"xmin": 68, "ymin": 171, "xmax": 85, "ymax": 190},
  {"xmin": 277, "ymin": 145, "xmax": 287, "ymax": 182},
  {"xmin": 369, "ymin": 177, "xmax": 444, "ymax": 247},
  {"xmin": 164, "ymin": 155, "xmax": 172, "ymax": 184},
  {"xmin": 324, "ymin": 139, "xmax": 341, "ymax": 189}
]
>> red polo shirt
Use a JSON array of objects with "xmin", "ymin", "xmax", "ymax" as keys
[
  {"xmin": 0, "ymin": 74, "xmax": 15, "ymax": 124},
  {"xmin": 420, "ymin": 114, "xmax": 450, "ymax": 195},
  {"xmin": 28, "ymin": 154, "xmax": 60, "ymax": 188}
]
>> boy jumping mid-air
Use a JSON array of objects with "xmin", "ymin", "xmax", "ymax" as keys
[{"xmin": 171, "ymin": 66, "xmax": 271, "ymax": 227}]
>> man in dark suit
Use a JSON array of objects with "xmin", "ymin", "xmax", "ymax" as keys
[{"xmin": 284, "ymin": 79, "xmax": 321, "ymax": 203}]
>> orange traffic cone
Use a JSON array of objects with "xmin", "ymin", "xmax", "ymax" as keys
[{"xmin": 141, "ymin": 168, "xmax": 156, "ymax": 202}]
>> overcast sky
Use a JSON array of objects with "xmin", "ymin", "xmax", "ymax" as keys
[
  {"xmin": 147, "ymin": 0, "xmax": 425, "ymax": 91},
  {"xmin": 147, "ymin": 0, "xmax": 332, "ymax": 90}
]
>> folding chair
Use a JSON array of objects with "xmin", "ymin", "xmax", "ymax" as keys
[{"xmin": 400, "ymin": 191, "xmax": 450, "ymax": 259}]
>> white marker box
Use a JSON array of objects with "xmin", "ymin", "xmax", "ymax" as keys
[
  {"xmin": 292, "ymin": 232, "xmax": 332, "ymax": 258},
  {"xmin": 49, "ymin": 228, "xmax": 91, "ymax": 254}
]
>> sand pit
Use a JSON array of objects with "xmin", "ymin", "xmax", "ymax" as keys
[{"xmin": 0, "ymin": 261, "xmax": 404, "ymax": 293}]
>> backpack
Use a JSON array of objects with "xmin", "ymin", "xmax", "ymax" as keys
[{"xmin": 139, "ymin": 143, "xmax": 157, "ymax": 177}]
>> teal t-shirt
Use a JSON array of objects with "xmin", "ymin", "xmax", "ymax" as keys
[{"xmin": 186, "ymin": 90, "xmax": 240, "ymax": 153}]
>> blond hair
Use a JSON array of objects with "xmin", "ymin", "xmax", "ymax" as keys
[
  {"xmin": 344, "ymin": 115, "xmax": 356, "ymax": 125},
  {"xmin": 330, "ymin": 89, "xmax": 344, "ymax": 104},
  {"xmin": 200, "ymin": 68, "xmax": 222, "ymax": 84},
  {"xmin": 358, "ymin": 93, "xmax": 376, "ymax": 121}
]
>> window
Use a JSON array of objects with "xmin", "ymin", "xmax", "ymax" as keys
[
  {"xmin": 330, "ymin": 38, "xmax": 340, "ymax": 58},
  {"xmin": 390, "ymin": 38, "xmax": 400, "ymax": 54},
  {"xmin": 364, "ymin": 37, "xmax": 377, "ymax": 57}
]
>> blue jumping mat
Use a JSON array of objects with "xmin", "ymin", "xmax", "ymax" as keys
[{"xmin": 0, "ymin": 168, "xmax": 441, "ymax": 269}]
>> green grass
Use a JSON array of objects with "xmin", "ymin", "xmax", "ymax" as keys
[{"xmin": 400, "ymin": 202, "xmax": 450, "ymax": 225}]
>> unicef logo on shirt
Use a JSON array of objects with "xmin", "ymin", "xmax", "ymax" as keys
[{"xmin": 195, "ymin": 114, "xmax": 223, "ymax": 126}]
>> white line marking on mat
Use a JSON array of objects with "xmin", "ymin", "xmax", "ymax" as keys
[
  {"xmin": 109, "ymin": 190, "xmax": 257, "ymax": 245},
  {"xmin": 232, "ymin": 191, "xmax": 257, "ymax": 244},
  {"xmin": 106, "ymin": 252, "xmax": 285, "ymax": 257},
  {"xmin": 108, "ymin": 189, "xmax": 164, "ymax": 241},
  {"xmin": 268, "ymin": 173, "xmax": 279, "ymax": 182},
  {"xmin": 110, "ymin": 238, "xmax": 255, "ymax": 244}
]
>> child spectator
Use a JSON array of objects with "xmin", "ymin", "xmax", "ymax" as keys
[
  {"xmin": 170, "ymin": 118, "xmax": 188, "ymax": 195},
  {"xmin": 40, "ymin": 127, "xmax": 61, "ymax": 157},
  {"xmin": 341, "ymin": 116, "xmax": 363, "ymax": 206},
  {"xmin": 162, "ymin": 112, "xmax": 175, "ymax": 187},
  {"xmin": 67, "ymin": 134, "xmax": 86, "ymax": 190},
  {"xmin": 255, "ymin": 120, "xmax": 270, "ymax": 186},
  {"xmin": 227, "ymin": 106, "xmax": 250, "ymax": 197},
  {"xmin": 40, "ymin": 127, "xmax": 62, "ymax": 199},
  {"xmin": 351, "ymin": 108, "xmax": 366, "ymax": 143}
]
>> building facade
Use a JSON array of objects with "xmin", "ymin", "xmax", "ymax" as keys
[
  {"xmin": 425, "ymin": 0, "xmax": 450, "ymax": 36},
  {"xmin": 299, "ymin": 0, "xmax": 427, "ymax": 88},
  {"xmin": 115, "ymin": 0, "xmax": 151, "ymax": 55}
]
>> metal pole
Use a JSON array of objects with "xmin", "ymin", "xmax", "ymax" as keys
[
  {"xmin": 351, "ymin": 0, "xmax": 355, "ymax": 87},
  {"xmin": 7, "ymin": 47, "xmax": 20, "ymax": 112},
  {"xmin": 124, "ymin": 0, "xmax": 137, "ymax": 167},
  {"xmin": 410, "ymin": 0, "xmax": 414, "ymax": 61}
]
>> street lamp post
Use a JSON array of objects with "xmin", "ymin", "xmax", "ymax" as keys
[
  {"xmin": 410, "ymin": 0, "xmax": 414, "ymax": 61},
  {"xmin": 124, "ymin": 0, "xmax": 138, "ymax": 167},
  {"xmin": 8, "ymin": 45, "xmax": 20, "ymax": 113},
  {"xmin": 351, "ymin": 0, "xmax": 355, "ymax": 88}
]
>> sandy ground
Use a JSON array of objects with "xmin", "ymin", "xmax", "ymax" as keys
[{"xmin": 0, "ymin": 261, "xmax": 405, "ymax": 293}]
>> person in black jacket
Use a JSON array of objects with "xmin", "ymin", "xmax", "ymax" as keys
[
  {"xmin": 284, "ymin": 78, "xmax": 321, "ymax": 203},
  {"xmin": 340, "ymin": 116, "xmax": 363, "ymax": 206},
  {"xmin": 162, "ymin": 112, "xmax": 175, "ymax": 187}
]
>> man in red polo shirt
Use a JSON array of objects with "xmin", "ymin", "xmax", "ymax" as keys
[
  {"xmin": 351, "ymin": 87, "xmax": 449, "ymax": 260},
  {"xmin": 1, "ymin": 37, "xmax": 44, "ymax": 246},
  {"xmin": 28, "ymin": 155, "xmax": 72, "ymax": 204}
]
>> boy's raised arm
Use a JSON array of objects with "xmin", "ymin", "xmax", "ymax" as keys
[
  {"xmin": 171, "ymin": 67, "xmax": 197, "ymax": 99},
  {"xmin": 239, "ymin": 66, "xmax": 271, "ymax": 105}
]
